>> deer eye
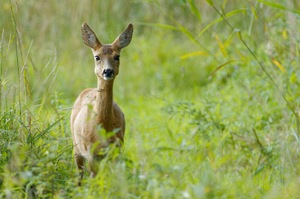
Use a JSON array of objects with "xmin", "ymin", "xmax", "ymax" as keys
[
  {"xmin": 95, "ymin": 56, "xmax": 100, "ymax": 61},
  {"xmin": 114, "ymin": 55, "xmax": 120, "ymax": 61}
]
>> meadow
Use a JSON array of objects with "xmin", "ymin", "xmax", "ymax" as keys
[{"xmin": 1, "ymin": 0, "xmax": 300, "ymax": 198}]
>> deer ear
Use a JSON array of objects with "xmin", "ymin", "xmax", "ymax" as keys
[
  {"xmin": 113, "ymin": 23, "xmax": 133, "ymax": 50},
  {"xmin": 81, "ymin": 23, "xmax": 102, "ymax": 50}
]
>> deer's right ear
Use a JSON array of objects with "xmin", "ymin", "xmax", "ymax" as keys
[{"xmin": 81, "ymin": 23, "xmax": 102, "ymax": 50}]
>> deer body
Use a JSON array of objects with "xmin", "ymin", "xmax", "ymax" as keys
[{"xmin": 70, "ymin": 23, "xmax": 133, "ymax": 184}]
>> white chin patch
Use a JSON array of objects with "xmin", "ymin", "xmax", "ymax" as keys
[{"xmin": 103, "ymin": 76, "xmax": 114, "ymax": 81}]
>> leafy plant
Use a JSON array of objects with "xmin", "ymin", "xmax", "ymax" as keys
[{"xmin": 1, "ymin": 0, "xmax": 300, "ymax": 198}]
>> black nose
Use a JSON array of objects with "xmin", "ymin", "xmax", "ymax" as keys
[{"xmin": 103, "ymin": 69, "xmax": 114, "ymax": 78}]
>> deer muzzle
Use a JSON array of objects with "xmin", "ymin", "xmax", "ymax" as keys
[{"xmin": 102, "ymin": 68, "xmax": 114, "ymax": 80}]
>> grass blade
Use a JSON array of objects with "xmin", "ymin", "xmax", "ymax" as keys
[
  {"xmin": 272, "ymin": 58, "xmax": 286, "ymax": 72},
  {"xmin": 187, "ymin": 0, "xmax": 201, "ymax": 21},
  {"xmin": 258, "ymin": 0, "xmax": 300, "ymax": 15},
  {"xmin": 209, "ymin": 60, "xmax": 238, "ymax": 77},
  {"xmin": 196, "ymin": 9, "xmax": 246, "ymax": 39},
  {"xmin": 180, "ymin": 51, "xmax": 208, "ymax": 60},
  {"xmin": 33, "ymin": 117, "xmax": 63, "ymax": 143}
]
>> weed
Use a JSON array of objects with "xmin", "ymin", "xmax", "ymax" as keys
[{"xmin": 1, "ymin": 0, "xmax": 300, "ymax": 198}]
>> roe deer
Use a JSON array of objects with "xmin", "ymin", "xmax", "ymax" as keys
[{"xmin": 70, "ymin": 23, "xmax": 133, "ymax": 185}]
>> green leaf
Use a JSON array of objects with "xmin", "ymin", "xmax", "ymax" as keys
[
  {"xmin": 180, "ymin": 51, "xmax": 208, "ymax": 59},
  {"xmin": 206, "ymin": 0, "xmax": 214, "ymax": 6},
  {"xmin": 258, "ymin": 0, "xmax": 300, "ymax": 15},
  {"xmin": 177, "ymin": 23, "xmax": 198, "ymax": 45},
  {"xmin": 187, "ymin": 0, "xmax": 202, "ymax": 21},
  {"xmin": 196, "ymin": 9, "xmax": 246, "ymax": 39},
  {"xmin": 209, "ymin": 60, "xmax": 238, "ymax": 77}
]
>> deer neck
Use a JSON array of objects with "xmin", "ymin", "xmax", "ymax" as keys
[{"xmin": 95, "ymin": 78, "xmax": 114, "ymax": 130}]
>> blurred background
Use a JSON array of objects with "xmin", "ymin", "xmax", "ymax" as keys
[{"xmin": 1, "ymin": 0, "xmax": 300, "ymax": 198}]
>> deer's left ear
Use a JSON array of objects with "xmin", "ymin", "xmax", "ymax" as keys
[{"xmin": 113, "ymin": 23, "xmax": 133, "ymax": 50}]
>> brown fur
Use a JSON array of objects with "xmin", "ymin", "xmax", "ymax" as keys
[{"xmin": 70, "ymin": 23, "xmax": 133, "ymax": 185}]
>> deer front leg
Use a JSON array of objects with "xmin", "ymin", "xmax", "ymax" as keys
[
  {"xmin": 88, "ymin": 157, "xmax": 98, "ymax": 178},
  {"xmin": 75, "ymin": 153, "xmax": 85, "ymax": 186}
]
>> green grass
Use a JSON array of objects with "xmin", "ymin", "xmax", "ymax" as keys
[{"xmin": 1, "ymin": 0, "xmax": 300, "ymax": 198}]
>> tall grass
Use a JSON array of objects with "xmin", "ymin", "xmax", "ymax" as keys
[{"xmin": 1, "ymin": 0, "xmax": 300, "ymax": 198}]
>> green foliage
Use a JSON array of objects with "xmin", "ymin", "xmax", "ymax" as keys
[{"xmin": 1, "ymin": 0, "xmax": 300, "ymax": 198}]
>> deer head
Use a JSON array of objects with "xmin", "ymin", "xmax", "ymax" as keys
[{"xmin": 81, "ymin": 23, "xmax": 133, "ymax": 81}]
